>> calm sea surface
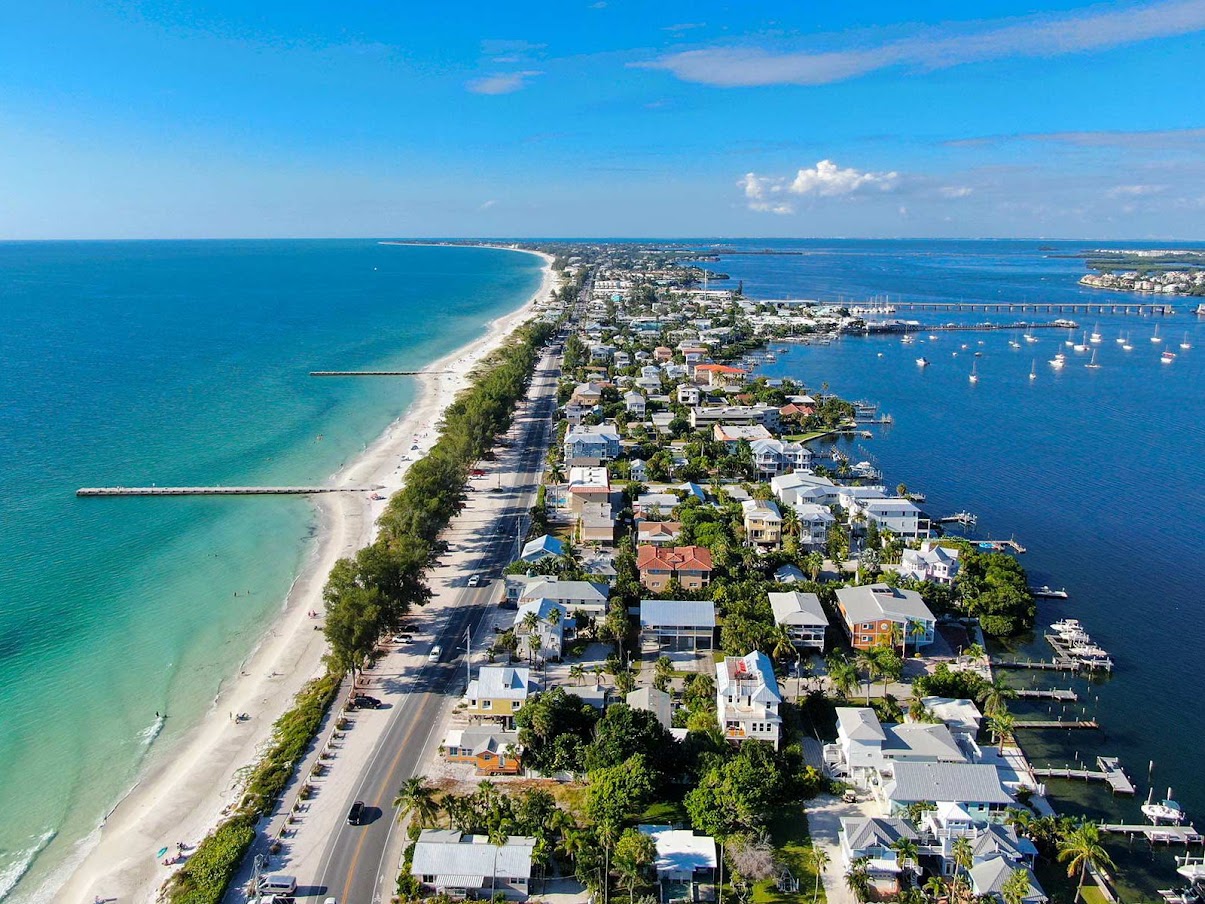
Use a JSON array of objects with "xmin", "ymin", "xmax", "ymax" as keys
[
  {"xmin": 704, "ymin": 240, "xmax": 1205, "ymax": 900},
  {"xmin": 0, "ymin": 240, "xmax": 542, "ymax": 900}
]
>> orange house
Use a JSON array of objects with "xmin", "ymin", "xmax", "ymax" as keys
[
  {"xmin": 443, "ymin": 727, "xmax": 522, "ymax": 775},
  {"xmin": 637, "ymin": 545, "xmax": 714, "ymax": 592}
]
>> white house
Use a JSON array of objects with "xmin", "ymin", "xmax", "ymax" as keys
[
  {"xmin": 793, "ymin": 502, "xmax": 836, "ymax": 548},
  {"xmin": 623, "ymin": 391, "xmax": 646, "ymax": 417},
  {"xmin": 563, "ymin": 425, "xmax": 621, "ymax": 463},
  {"xmin": 638, "ymin": 826, "xmax": 717, "ymax": 898},
  {"xmin": 677, "ymin": 384, "xmax": 701, "ymax": 406},
  {"xmin": 749, "ymin": 438, "xmax": 811, "ymax": 476},
  {"xmin": 513, "ymin": 598, "xmax": 570, "ymax": 660},
  {"xmin": 519, "ymin": 534, "xmax": 564, "ymax": 564},
  {"xmin": 768, "ymin": 591, "xmax": 829, "ymax": 651},
  {"xmin": 716, "ymin": 651, "xmax": 782, "ymax": 748},
  {"xmin": 854, "ymin": 498, "xmax": 931, "ymax": 539},
  {"xmin": 900, "ymin": 542, "xmax": 962, "ymax": 584},
  {"xmin": 410, "ymin": 829, "xmax": 536, "ymax": 899},
  {"xmin": 882, "ymin": 762, "xmax": 1015, "ymax": 820},
  {"xmin": 510, "ymin": 577, "xmax": 610, "ymax": 617},
  {"xmin": 629, "ymin": 458, "xmax": 648, "ymax": 482},
  {"xmin": 828, "ymin": 707, "xmax": 965, "ymax": 790}
]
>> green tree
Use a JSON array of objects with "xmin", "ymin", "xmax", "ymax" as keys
[
  {"xmin": 977, "ymin": 675, "xmax": 1017, "ymax": 718},
  {"xmin": 845, "ymin": 856, "xmax": 872, "ymax": 903},
  {"xmin": 1002, "ymin": 866, "xmax": 1032, "ymax": 904},
  {"xmin": 1057, "ymin": 823, "xmax": 1115, "ymax": 904},
  {"xmin": 393, "ymin": 776, "xmax": 440, "ymax": 828},
  {"xmin": 807, "ymin": 845, "xmax": 830, "ymax": 903},
  {"xmin": 825, "ymin": 653, "xmax": 860, "ymax": 700},
  {"xmin": 614, "ymin": 828, "xmax": 658, "ymax": 904},
  {"xmin": 584, "ymin": 704, "xmax": 675, "ymax": 777}
]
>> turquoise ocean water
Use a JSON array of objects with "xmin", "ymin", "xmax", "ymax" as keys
[
  {"xmin": 702, "ymin": 240, "xmax": 1205, "ymax": 899},
  {"xmin": 0, "ymin": 241, "xmax": 542, "ymax": 900}
]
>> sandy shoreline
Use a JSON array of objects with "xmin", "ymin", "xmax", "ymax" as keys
[{"xmin": 45, "ymin": 247, "xmax": 556, "ymax": 904}]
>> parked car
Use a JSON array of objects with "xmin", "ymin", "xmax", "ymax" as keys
[
  {"xmin": 347, "ymin": 800, "xmax": 366, "ymax": 825},
  {"xmin": 392, "ymin": 634, "xmax": 414, "ymax": 644},
  {"xmin": 352, "ymin": 695, "xmax": 381, "ymax": 709}
]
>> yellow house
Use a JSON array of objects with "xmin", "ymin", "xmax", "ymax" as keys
[{"xmin": 463, "ymin": 666, "xmax": 534, "ymax": 727}]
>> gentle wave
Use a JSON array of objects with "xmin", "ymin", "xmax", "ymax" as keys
[{"xmin": 0, "ymin": 830, "xmax": 56, "ymax": 901}]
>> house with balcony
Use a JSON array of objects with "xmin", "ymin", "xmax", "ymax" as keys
[
  {"xmin": 692, "ymin": 363, "xmax": 748, "ymax": 389},
  {"xmin": 567, "ymin": 466, "xmax": 610, "ymax": 513},
  {"xmin": 838, "ymin": 817, "xmax": 919, "ymax": 895},
  {"xmin": 749, "ymin": 438, "xmax": 811, "ymax": 476},
  {"xmin": 513, "ymin": 599, "xmax": 570, "ymax": 660},
  {"xmin": 639, "ymin": 826, "xmax": 717, "ymax": 903},
  {"xmin": 463, "ymin": 666, "xmax": 536, "ymax": 727},
  {"xmin": 636, "ymin": 545, "xmax": 714, "ymax": 592},
  {"xmin": 624, "ymin": 390, "xmax": 647, "ymax": 417},
  {"xmin": 741, "ymin": 499, "xmax": 783, "ymax": 546},
  {"xmin": 570, "ymin": 381, "xmax": 605, "ymax": 406},
  {"xmin": 768, "ymin": 591, "xmax": 829, "ymax": 651},
  {"xmin": 834, "ymin": 584, "xmax": 936, "ymax": 652},
  {"xmin": 853, "ymin": 498, "xmax": 931, "ymax": 539},
  {"xmin": 564, "ymin": 426, "xmax": 621, "ymax": 464},
  {"xmin": 793, "ymin": 503, "xmax": 835, "ymax": 548},
  {"xmin": 900, "ymin": 542, "xmax": 962, "ymax": 584},
  {"xmin": 882, "ymin": 762, "xmax": 1015, "ymax": 821},
  {"xmin": 827, "ymin": 707, "xmax": 965, "ymax": 790},
  {"xmin": 716, "ymin": 651, "xmax": 782, "ymax": 748},
  {"xmin": 677, "ymin": 383, "xmax": 701, "ymax": 406},
  {"xmin": 689, "ymin": 403, "xmax": 780, "ymax": 431},
  {"xmin": 639, "ymin": 599, "xmax": 716, "ymax": 651},
  {"xmin": 511, "ymin": 577, "xmax": 610, "ymax": 617},
  {"xmin": 636, "ymin": 520, "xmax": 683, "ymax": 547},
  {"xmin": 410, "ymin": 829, "xmax": 536, "ymax": 900}
]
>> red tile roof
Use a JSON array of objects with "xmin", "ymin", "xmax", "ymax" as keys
[{"xmin": 636, "ymin": 545, "xmax": 714, "ymax": 573}]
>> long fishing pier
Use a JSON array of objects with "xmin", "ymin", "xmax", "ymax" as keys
[
  {"xmin": 77, "ymin": 486, "xmax": 383, "ymax": 497},
  {"xmin": 309, "ymin": 370, "xmax": 453, "ymax": 376},
  {"xmin": 1032, "ymin": 756, "xmax": 1135, "ymax": 794},
  {"xmin": 891, "ymin": 301, "xmax": 1174, "ymax": 315}
]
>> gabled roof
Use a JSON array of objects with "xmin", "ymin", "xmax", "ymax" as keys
[
  {"xmin": 883, "ymin": 723, "xmax": 965, "ymax": 762},
  {"xmin": 471, "ymin": 666, "xmax": 532, "ymax": 700},
  {"xmin": 694, "ymin": 364, "xmax": 747, "ymax": 374},
  {"xmin": 970, "ymin": 856, "xmax": 1045, "ymax": 901},
  {"xmin": 519, "ymin": 579, "xmax": 608, "ymax": 604},
  {"xmin": 841, "ymin": 817, "xmax": 918, "ymax": 852},
  {"xmin": 885, "ymin": 762, "xmax": 1015, "ymax": 805},
  {"xmin": 515, "ymin": 598, "xmax": 568, "ymax": 625},
  {"xmin": 717, "ymin": 651, "xmax": 781, "ymax": 702},
  {"xmin": 444, "ymin": 727, "xmax": 520, "ymax": 756},
  {"xmin": 768, "ymin": 591, "xmax": 828, "ymax": 628},
  {"xmin": 520, "ymin": 534, "xmax": 564, "ymax": 561},
  {"xmin": 973, "ymin": 824, "xmax": 1038, "ymax": 861},
  {"xmin": 411, "ymin": 830, "xmax": 536, "ymax": 882},
  {"xmin": 837, "ymin": 707, "xmax": 887, "ymax": 742}
]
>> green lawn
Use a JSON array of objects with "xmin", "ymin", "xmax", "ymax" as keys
[
  {"xmin": 638, "ymin": 797, "xmax": 690, "ymax": 826},
  {"xmin": 783, "ymin": 430, "xmax": 835, "ymax": 444},
  {"xmin": 750, "ymin": 805, "xmax": 825, "ymax": 904},
  {"xmin": 1080, "ymin": 886, "xmax": 1111, "ymax": 904}
]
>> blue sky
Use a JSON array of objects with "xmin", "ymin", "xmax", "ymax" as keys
[{"xmin": 1, "ymin": 1, "xmax": 1203, "ymax": 239}]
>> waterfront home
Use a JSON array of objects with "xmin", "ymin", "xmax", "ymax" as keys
[
  {"xmin": 513, "ymin": 578, "xmax": 609, "ymax": 617},
  {"xmin": 677, "ymin": 383, "xmax": 701, "ymax": 405},
  {"xmin": 749, "ymin": 437, "xmax": 810, "ymax": 476},
  {"xmin": 639, "ymin": 599, "xmax": 716, "ymax": 651},
  {"xmin": 793, "ymin": 502, "xmax": 836, "ymax": 548},
  {"xmin": 623, "ymin": 390, "xmax": 646, "ymax": 416},
  {"xmin": 638, "ymin": 826, "xmax": 717, "ymax": 901},
  {"xmin": 519, "ymin": 534, "xmax": 564, "ymax": 564},
  {"xmin": 900, "ymin": 541, "xmax": 961, "ymax": 584},
  {"xmin": 567, "ymin": 466, "xmax": 610, "ymax": 513},
  {"xmin": 969, "ymin": 857, "xmax": 1046, "ymax": 904},
  {"xmin": 564, "ymin": 425, "xmax": 621, "ymax": 464},
  {"xmin": 713, "ymin": 423, "xmax": 773, "ymax": 448},
  {"xmin": 627, "ymin": 686, "xmax": 673, "ymax": 730},
  {"xmin": 768, "ymin": 591, "xmax": 828, "ymax": 651},
  {"xmin": 741, "ymin": 498, "xmax": 783, "ymax": 546},
  {"xmin": 514, "ymin": 599, "xmax": 570, "ymax": 660},
  {"xmin": 463, "ymin": 667, "xmax": 536, "ymax": 727},
  {"xmin": 410, "ymin": 829, "xmax": 536, "ymax": 900},
  {"xmin": 828, "ymin": 707, "xmax": 964, "ymax": 790},
  {"xmin": 636, "ymin": 545, "xmax": 714, "ymax": 592},
  {"xmin": 716, "ymin": 651, "xmax": 782, "ymax": 748},
  {"xmin": 636, "ymin": 520, "xmax": 683, "ymax": 547},
  {"xmin": 838, "ymin": 817, "xmax": 918, "ymax": 894},
  {"xmin": 834, "ymin": 584, "xmax": 936, "ymax": 651},
  {"xmin": 882, "ymin": 762, "xmax": 1014, "ymax": 820},
  {"xmin": 442, "ymin": 727, "xmax": 521, "ymax": 775},
  {"xmin": 689, "ymin": 403, "xmax": 780, "ymax": 430},
  {"xmin": 853, "ymin": 497, "xmax": 931, "ymax": 539},
  {"xmin": 916, "ymin": 697, "xmax": 983, "ymax": 741},
  {"xmin": 772, "ymin": 471, "xmax": 841, "ymax": 507}
]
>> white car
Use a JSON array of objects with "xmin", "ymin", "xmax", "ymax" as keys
[
  {"xmin": 467, "ymin": 574, "xmax": 482, "ymax": 587},
  {"xmin": 428, "ymin": 645, "xmax": 442, "ymax": 662}
]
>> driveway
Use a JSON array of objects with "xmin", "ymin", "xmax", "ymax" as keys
[{"xmin": 806, "ymin": 793, "xmax": 878, "ymax": 904}]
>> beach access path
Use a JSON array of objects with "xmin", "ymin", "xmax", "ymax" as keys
[{"xmin": 52, "ymin": 250, "xmax": 556, "ymax": 904}]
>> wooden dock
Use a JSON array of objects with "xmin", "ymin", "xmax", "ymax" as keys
[
  {"xmin": 1033, "ymin": 757, "xmax": 1133, "ymax": 794},
  {"xmin": 309, "ymin": 370, "xmax": 452, "ymax": 376},
  {"xmin": 1013, "ymin": 719, "xmax": 1099, "ymax": 730},
  {"xmin": 1015, "ymin": 688, "xmax": 1079, "ymax": 701},
  {"xmin": 1099, "ymin": 823, "xmax": 1202, "ymax": 844},
  {"xmin": 994, "ymin": 658, "xmax": 1080, "ymax": 672},
  {"xmin": 77, "ymin": 486, "xmax": 383, "ymax": 497}
]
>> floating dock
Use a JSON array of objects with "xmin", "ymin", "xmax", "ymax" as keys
[
  {"xmin": 1033, "ymin": 757, "xmax": 1134, "ymax": 794},
  {"xmin": 939, "ymin": 512, "xmax": 978, "ymax": 526},
  {"xmin": 77, "ymin": 486, "xmax": 382, "ymax": 497},
  {"xmin": 1015, "ymin": 688, "xmax": 1079, "ymax": 701}
]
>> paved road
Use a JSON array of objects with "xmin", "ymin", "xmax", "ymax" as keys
[{"xmin": 310, "ymin": 349, "xmax": 561, "ymax": 904}]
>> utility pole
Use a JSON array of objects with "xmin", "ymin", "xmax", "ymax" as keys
[{"xmin": 465, "ymin": 624, "xmax": 472, "ymax": 690}]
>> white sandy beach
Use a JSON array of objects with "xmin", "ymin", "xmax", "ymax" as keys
[{"xmin": 47, "ymin": 247, "xmax": 555, "ymax": 904}]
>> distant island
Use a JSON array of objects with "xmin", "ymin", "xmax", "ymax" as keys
[{"xmin": 1076, "ymin": 248, "xmax": 1205, "ymax": 296}]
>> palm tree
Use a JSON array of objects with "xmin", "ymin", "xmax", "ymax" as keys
[
  {"xmin": 893, "ymin": 837, "xmax": 920, "ymax": 886},
  {"xmin": 1002, "ymin": 867, "xmax": 1032, "ymax": 904},
  {"xmin": 1057, "ymin": 823, "xmax": 1115, "ymax": 904},
  {"xmin": 488, "ymin": 819, "xmax": 512, "ymax": 894},
  {"xmin": 977, "ymin": 675, "xmax": 1016, "ymax": 717},
  {"xmin": 923, "ymin": 875, "xmax": 947, "ymax": 903},
  {"xmin": 807, "ymin": 845, "xmax": 830, "ymax": 903},
  {"xmin": 951, "ymin": 835, "xmax": 974, "ymax": 887},
  {"xmin": 804, "ymin": 550, "xmax": 824, "ymax": 581},
  {"xmin": 988, "ymin": 711, "xmax": 1016, "ymax": 752},
  {"xmin": 569, "ymin": 662, "xmax": 585, "ymax": 686},
  {"xmin": 769, "ymin": 625, "xmax": 796, "ymax": 664},
  {"xmin": 907, "ymin": 619, "xmax": 928, "ymax": 656},
  {"xmin": 855, "ymin": 649, "xmax": 879, "ymax": 703},
  {"xmin": 845, "ymin": 856, "xmax": 872, "ymax": 903},
  {"xmin": 826, "ymin": 654, "xmax": 860, "ymax": 700},
  {"xmin": 393, "ymin": 776, "xmax": 440, "ymax": 828}
]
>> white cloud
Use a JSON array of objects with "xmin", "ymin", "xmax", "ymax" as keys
[
  {"xmin": 644, "ymin": 0, "xmax": 1205, "ymax": 86},
  {"xmin": 478, "ymin": 199, "xmax": 499, "ymax": 211},
  {"xmin": 1107, "ymin": 184, "xmax": 1168, "ymax": 197},
  {"xmin": 467, "ymin": 71, "xmax": 543, "ymax": 95},
  {"xmin": 939, "ymin": 185, "xmax": 974, "ymax": 198},
  {"xmin": 790, "ymin": 159, "xmax": 898, "ymax": 196},
  {"xmin": 739, "ymin": 160, "xmax": 898, "ymax": 212}
]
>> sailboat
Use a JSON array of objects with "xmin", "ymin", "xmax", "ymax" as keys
[
  {"xmin": 1064, "ymin": 327, "xmax": 1076, "ymax": 347},
  {"xmin": 1073, "ymin": 332, "xmax": 1089, "ymax": 352},
  {"xmin": 1181, "ymin": 332, "xmax": 1193, "ymax": 350},
  {"xmin": 1085, "ymin": 348, "xmax": 1101, "ymax": 369},
  {"xmin": 1009, "ymin": 334, "xmax": 1022, "ymax": 349},
  {"xmin": 1116, "ymin": 331, "xmax": 1126, "ymax": 344},
  {"xmin": 969, "ymin": 361, "xmax": 978, "ymax": 384},
  {"xmin": 1162, "ymin": 350, "xmax": 1176, "ymax": 363},
  {"xmin": 1029, "ymin": 360, "xmax": 1037, "ymax": 380},
  {"xmin": 1151, "ymin": 323, "xmax": 1162, "ymax": 343},
  {"xmin": 1025, "ymin": 332, "xmax": 1039, "ymax": 343},
  {"xmin": 1090, "ymin": 323, "xmax": 1102, "ymax": 343},
  {"xmin": 1122, "ymin": 332, "xmax": 1133, "ymax": 351},
  {"xmin": 916, "ymin": 357, "xmax": 930, "ymax": 367}
]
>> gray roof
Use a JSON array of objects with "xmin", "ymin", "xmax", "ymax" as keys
[
  {"xmin": 520, "ymin": 580, "xmax": 608, "ymax": 605},
  {"xmin": 640, "ymin": 599, "xmax": 716, "ymax": 629},
  {"xmin": 837, "ymin": 707, "xmax": 887, "ymax": 742},
  {"xmin": 883, "ymin": 723, "xmax": 966, "ymax": 762},
  {"xmin": 973, "ymin": 824, "xmax": 1038, "ymax": 861},
  {"xmin": 444, "ymin": 727, "xmax": 519, "ymax": 756},
  {"xmin": 836, "ymin": 583, "xmax": 936, "ymax": 625},
  {"xmin": 970, "ymin": 856, "xmax": 1045, "ymax": 901},
  {"xmin": 411, "ymin": 830, "xmax": 536, "ymax": 882},
  {"xmin": 768, "ymin": 591, "xmax": 828, "ymax": 628},
  {"xmin": 473, "ymin": 667, "xmax": 532, "ymax": 700},
  {"xmin": 885, "ymin": 762, "xmax": 1015, "ymax": 805},
  {"xmin": 841, "ymin": 817, "xmax": 918, "ymax": 852}
]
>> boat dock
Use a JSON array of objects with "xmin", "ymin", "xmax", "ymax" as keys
[
  {"xmin": 1013, "ymin": 719, "xmax": 1099, "ymax": 730},
  {"xmin": 939, "ymin": 512, "xmax": 978, "ymax": 527},
  {"xmin": 995, "ymin": 657, "xmax": 1080, "ymax": 672},
  {"xmin": 310, "ymin": 370, "xmax": 451, "ymax": 376},
  {"xmin": 1032, "ymin": 756, "xmax": 1135, "ymax": 794},
  {"xmin": 979, "ymin": 537, "xmax": 1027, "ymax": 554},
  {"xmin": 77, "ymin": 486, "xmax": 382, "ymax": 497},
  {"xmin": 1015, "ymin": 688, "xmax": 1078, "ymax": 701},
  {"xmin": 1098, "ymin": 823, "xmax": 1202, "ymax": 844},
  {"xmin": 1046, "ymin": 633, "xmax": 1115, "ymax": 671}
]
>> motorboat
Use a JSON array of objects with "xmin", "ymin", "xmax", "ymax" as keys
[
  {"xmin": 1144, "ymin": 790, "xmax": 1187, "ymax": 825},
  {"xmin": 902, "ymin": 334, "xmax": 916, "ymax": 344},
  {"xmin": 916, "ymin": 357, "xmax": 930, "ymax": 367},
  {"xmin": 1163, "ymin": 351, "xmax": 1177, "ymax": 363},
  {"xmin": 1177, "ymin": 854, "xmax": 1205, "ymax": 882},
  {"xmin": 1050, "ymin": 618, "xmax": 1083, "ymax": 634},
  {"xmin": 928, "ymin": 334, "xmax": 939, "ymax": 340}
]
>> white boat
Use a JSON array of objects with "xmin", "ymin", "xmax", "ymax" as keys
[
  {"xmin": 902, "ymin": 334, "xmax": 916, "ymax": 344},
  {"xmin": 1065, "ymin": 328, "xmax": 1076, "ymax": 347},
  {"xmin": 1122, "ymin": 332, "xmax": 1133, "ymax": 351},
  {"xmin": 1090, "ymin": 323, "xmax": 1102, "ymax": 343},
  {"xmin": 1176, "ymin": 854, "xmax": 1205, "ymax": 881},
  {"xmin": 1116, "ymin": 332, "xmax": 1126, "ymax": 344},
  {"xmin": 1050, "ymin": 618, "xmax": 1083, "ymax": 634},
  {"xmin": 1049, "ymin": 356, "xmax": 1065, "ymax": 369},
  {"xmin": 1029, "ymin": 360, "xmax": 1037, "ymax": 380},
  {"xmin": 1152, "ymin": 323, "xmax": 1163, "ymax": 343},
  {"xmin": 928, "ymin": 334, "xmax": 939, "ymax": 340},
  {"xmin": 1009, "ymin": 339, "xmax": 1022, "ymax": 349},
  {"xmin": 969, "ymin": 361, "xmax": 978, "ymax": 384},
  {"xmin": 1163, "ymin": 350, "xmax": 1176, "ymax": 363},
  {"xmin": 1144, "ymin": 790, "xmax": 1187, "ymax": 825},
  {"xmin": 1025, "ymin": 333, "xmax": 1039, "ymax": 343},
  {"xmin": 916, "ymin": 357, "xmax": 930, "ymax": 367},
  {"xmin": 1074, "ymin": 332, "xmax": 1090, "ymax": 352},
  {"xmin": 1085, "ymin": 348, "xmax": 1101, "ymax": 369},
  {"xmin": 1181, "ymin": 333, "xmax": 1192, "ymax": 350}
]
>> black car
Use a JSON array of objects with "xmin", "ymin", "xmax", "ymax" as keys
[
  {"xmin": 347, "ymin": 800, "xmax": 365, "ymax": 825},
  {"xmin": 352, "ymin": 695, "xmax": 381, "ymax": 709}
]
